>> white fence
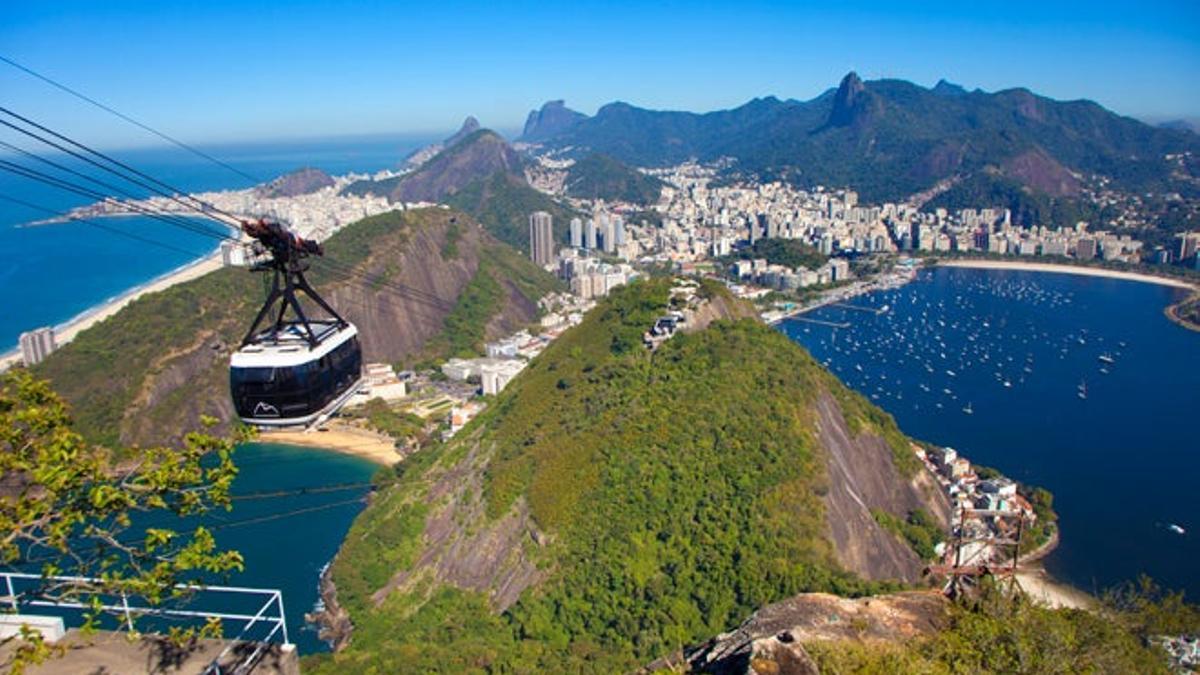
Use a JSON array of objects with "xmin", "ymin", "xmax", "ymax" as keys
[{"xmin": 0, "ymin": 571, "xmax": 290, "ymax": 674}]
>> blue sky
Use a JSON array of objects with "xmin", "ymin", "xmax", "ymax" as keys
[{"xmin": 2, "ymin": 0, "xmax": 1198, "ymax": 148}]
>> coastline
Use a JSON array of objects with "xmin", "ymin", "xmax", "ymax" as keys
[
  {"xmin": 1014, "ymin": 527, "xmax": 1096, "ymax": 609},
  {"xmin": 936, "ymin": 258, "xmax": 1197, "ymax": 291},
  {"xmin": 1015, "ymin": 565, "xmax": 1096, "ymax": 610},
  {"xmin": 937, "ymin": 258, "xmax": 1200, "ymax": 332},
  {"xmin": 1, "ymin": 248, "xmax": 223, "ymax": 371},
  {"xmin": 257, "ymin": 422, "xmax": 400, "ymax": 466}
]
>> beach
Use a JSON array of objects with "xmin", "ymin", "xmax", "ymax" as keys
[
  {"xmin": 938, "ymin": 258, "xmax": 1197, "ymax": 290},
  {"xmin": 257, "ymin": 421, "xmax": 401, "ymax": 466},
  {"xmin": 1016, "ymin": 567, "xmax": 1096, "ymax": 610},
  {"xmin": 0, "ymin": 250, "xmax": 223, "ymax": 371}
]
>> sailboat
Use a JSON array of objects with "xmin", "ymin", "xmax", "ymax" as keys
[
  {"xmin": 963, "ymin": 402, "xmax": 974, "ymax": 415},
  {"xmin": 1077, "ymin": 379, "xmax": 1087, "ymax": 400}
]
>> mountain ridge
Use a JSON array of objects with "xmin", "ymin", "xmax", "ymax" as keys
[
  {"xmin": 521, "ymin": 73, "xmax": 1200, "ymax": 227},
  {"xmin": 344, "ymin": 129, "xmax": 524, "ymax": 204},
  {"xmin": 403, "ymin": 116, "xmax": 483, "ymax": 169}
]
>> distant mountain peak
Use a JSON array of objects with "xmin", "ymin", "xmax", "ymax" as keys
[
  {"xmin": 447, "ymin": 116, "xmax": 481, "ymax": 146},
  {"xmin": 932, "ymin": 79, "xmax": 967, "ymax": 97},
  {"xmin": 826, "ymin": 70, "xmax": 879, "ymax": 128},
  {"xmin": 348, "ymin": 127, "xmax": 524, "ymax": 204},
  {"xmin": 521, "ymin": 100, "xmax": 586, "ymax": 142},
  {"xmin": 404, "ymin": 116, "xmax": 485, "ymax": 170},
  {"xmin": 1157, "ymin": 119, "xmax": 1198, "ymax": 134}
]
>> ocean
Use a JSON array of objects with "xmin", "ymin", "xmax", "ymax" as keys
[
  {"xmin": 0, "ymin": 133, "xmax": 437, "ymax": 351},
  {"xmin": 779, "ymin": 266, "xmax": 1200, "ymax": 599}
]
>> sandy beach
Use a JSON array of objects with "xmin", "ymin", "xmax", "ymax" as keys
[
  {"xmin": 938, "ymin": 259, "xmax": 1197, "ymax": 290},
  {"xmin": 257, "ymin": 421, "xmax": 401, "ymax": 466},
  {"xmin": 1, "ymin": 250, "xmax": 224, "ymax": 371},
  {"xmin": 1016, "ymin": 566, "xmax": 1097, "ymax": 610}
]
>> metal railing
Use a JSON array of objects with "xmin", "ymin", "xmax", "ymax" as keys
[{"xmin": 0, "ymin": 571, "xmax": 290, "ymax": 674}]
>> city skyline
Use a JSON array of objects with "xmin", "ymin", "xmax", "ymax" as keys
[{"xmin": 2, "ymin": 0, "xmax": 1198, "ymax": 149}]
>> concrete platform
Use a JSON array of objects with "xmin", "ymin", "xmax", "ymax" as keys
[{"xmin": 0, "ymin": 629, "xmax": 300, "ymax": 674}]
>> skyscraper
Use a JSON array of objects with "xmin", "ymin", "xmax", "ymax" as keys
[
  {"xmin": 570, "ymin": 217, "xmax": 583, "ymax": 249},
  {"xmin": 585, "ymin": 219, "xmax": 598, "ymax": 250},
  {"xmin": 19, "ymin": 327, "xmax": 56, "ymax": 366},
  {"xmin": 602, "ymin": 215, "xmax": 617, "ymax": 254},
  {"xmin": 529, "ymin": 211, "xmax": 555, "ymax": 267}
]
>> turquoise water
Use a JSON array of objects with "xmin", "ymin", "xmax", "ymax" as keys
[
  {"xmin": 779, "ymin": 266, "xmax": 1200, "ymax": 598},
  {"xmin": 205, "ymin": 442, "xmax": 378, "ymax": 654},
  {"xmin": 0, "ymin": 134, "xmax": 436, "ymax": 351}
]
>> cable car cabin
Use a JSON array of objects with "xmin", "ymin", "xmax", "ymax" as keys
[{"xmin": 230, "ymin": 321, "xmax": 363, "ymax": 426}]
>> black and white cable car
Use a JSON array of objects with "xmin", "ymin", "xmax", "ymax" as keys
[{"xmin": 229, "ymin": 219, "xmax": 363, "ymax": 427}]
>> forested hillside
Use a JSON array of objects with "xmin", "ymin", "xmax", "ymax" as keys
[{"xmin": 305, "ymin": 279, "xmax": 944, "ymax": 672}]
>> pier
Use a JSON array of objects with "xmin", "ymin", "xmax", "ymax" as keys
[
  {"xmin": 832, "ymin": 303, "xmax": 887, "ymax": 315},
  {"xmin": 789, "ymin": 316, "xmax": 850, "ymax": 329}
]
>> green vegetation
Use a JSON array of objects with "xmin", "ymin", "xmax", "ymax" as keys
[
  {"xmin": 420, "ymin": 261, "xmax": 505, "ymax": 360},
  {"xmin": 806, "ymin": 580, "xmax": 1199, "ymax": 674},
  {"xmin": 926, "ymin": 172, "xmax": 1101, "ymax": 229},
  {"xmin": 445, "ymin": 171, "xmax": 578, "ymax": 252},
  {"xmin": 441, "ymin": 217, "xmax": 462, "ymax": 259},
  {"xmin": 0, "ymin": 372, "xmax": 243, "ymax": 672},
  {"xmin": 329, "ymin": 491, "xmax": 429, "ymax": 617},
  {"xmin": 872, "ymin": 508, "xmax": 944, "ymax": 560},
  {"xmin": 726, "ymin": 237, "xmax": 829, "ymax": 271},
  {"xmin": 1170, "ymin": 292, "xmax": 1200, "ymax": 332},
  {"xmin": 307, "ymin": 279, "xmax": 935, "ymax": 673},
  {"xmin": 563, "ymin": 153, "xmax": 665, "ymax": 204},
  {"xmin": 311, "ymin": 209, "xmax": 412, "ymax": 281},
  {"xmin": 416, "ymin": 244, "xmax": 563, "ymax": 363},
  {"xmin": 32, "ymin": 266, "xmax": 260, "ymax": 448},
  {"xmin": 344, "ymin": 398, "xmax": 425, "ymax": 444},
  {"xmin": 1021, "ymin": 485, "xmax": 1058, "ymax": 554}
]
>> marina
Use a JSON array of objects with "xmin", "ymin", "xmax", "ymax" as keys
[{"xmin": 779, "ymin": 265, "xmax": 1200, "ymax": 599}]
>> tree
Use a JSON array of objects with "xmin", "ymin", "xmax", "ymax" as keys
[{"xmin": 0, "ymin": 370, "xmax": 245, "ymax": 672}]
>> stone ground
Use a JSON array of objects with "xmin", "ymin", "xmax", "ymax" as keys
[{"xmin": 0, "ymin": 629, "xmax": 299, "ymax": 674}]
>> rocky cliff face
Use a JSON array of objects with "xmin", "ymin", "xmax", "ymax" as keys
[
  {"xmin": 815, "ymin": 392, "xmax": 951, "ymax": 582},
  {"xmin": 663, "ymin": 591, "xmax": 951, "ymax": 674},
  {"xmin": 520, "ymin": 99, "xmax": 586, "ymax": 142},
  {"xmin": 824, "ymin": 71, "xmax": 882, "ymax": 130}
]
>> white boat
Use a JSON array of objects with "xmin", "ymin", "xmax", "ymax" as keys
[
  {"xmin": 1098, "ymin": 354, "xmax": 1115, "ymax": 364},
  {"xmin": 1168, "ymin": 524, "xmax": 1186, "ymax": 535},
  {"xmin": 963, "ymin": 403, "xmax": 973, "ymax": 415}
]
